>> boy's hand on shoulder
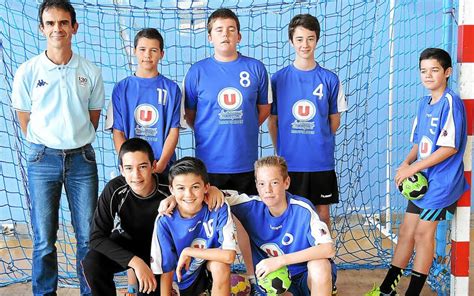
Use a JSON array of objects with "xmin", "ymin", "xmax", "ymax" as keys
[
  {"xmin": 204, "ymin": 186, "xmax": 224, "ymax": 211},
  {"xmin": 158, "ymin": 195, "xmax": 177, "ymax": 217},
  {"xmin": 176, "ymin": 247, "xmax": 192, "ymax": 283},
  {"xmin": 153, "ymin": 160, "xmax": 167, "ymax": 174},
  {"xmin": 395, "ymin": 164, "xmax": 417, "ymax": 187},
  {"xmin": 255, "ymin": 256, "xmax": 285, "ymax": 279},
  {"xmin": 128, "ymin": 256, "xmax": 157, "ymax": 294}
]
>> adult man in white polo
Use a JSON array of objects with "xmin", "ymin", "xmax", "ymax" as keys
[{"xmin": 11, "ymin": 1, "xmax": 104, "ymax": 295}]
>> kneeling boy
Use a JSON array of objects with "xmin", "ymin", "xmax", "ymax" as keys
[
  {"xmin": 151, "ymin": 157, "xmax": 237, "ymax": 296},
  {"xmin": 83, "ymin": 138, "xmax": 167, "ymax": 295},
  {"xmin": 227, "ymin": 156, "xmax": 336, "ymax": 296},
  {"xmin": 158, "ymin": 156, "xmax": 335, "ymax": 295}
]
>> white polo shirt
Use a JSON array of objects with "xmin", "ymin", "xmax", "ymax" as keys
[{"xmin": 11, "ymin": 51, "xmax": 105, "ymax": 149}]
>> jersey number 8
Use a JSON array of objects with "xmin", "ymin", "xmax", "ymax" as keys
[{"xmin": 240, "ymin": 71, "xmax": 251, "ymax": 87}]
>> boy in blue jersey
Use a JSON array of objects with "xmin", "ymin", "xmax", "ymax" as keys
[
  {"xmin": 158, "ymin": 156, "xmax": 336, "ymax": 295},
  {"xmin": 151, "ymin": 157, "xmax": 237, "ymax": 296},
  {"xmin": 106, "ymin": 28, "xmax": 181, "ymax": 295},
  {"xmin": 183, "ymin": 8, "xmax": 271, "ymax": 291},
  {"xmin": 183, "ymin": 8, "xmax": 271, "ymax": 194},
  {"xmin": 106, "ymin": 28, "xmax": 181, "ymax": 183},
  {"xmin": 268, "ymin": 14, "xmax": 348, "ymax": 230},
  {"xmin": 365, "ymin": 49, "xmax": 468, "ymax": 296},
  {"xmin": 227, "ymin": 156, "xmax": 336, "ymax": 296}
]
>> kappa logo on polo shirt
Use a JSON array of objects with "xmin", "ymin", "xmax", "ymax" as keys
[
  {"xmin": 78, "ymin": 76, "xmax": 88, "ymax": 87},
  {"xmin": 36, "ymin": 79, "xmax": 48, "ymax": 88}
]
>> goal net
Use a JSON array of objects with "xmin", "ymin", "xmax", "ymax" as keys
[{"xmin": 0, "ymin": 1, "xmax": 457, "ymax": 294}]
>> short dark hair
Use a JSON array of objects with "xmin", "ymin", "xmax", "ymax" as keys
[
  {"xmin": 39, "ymin": 0, "xmax": 77, "ymax": 27},
  {"xmin": 134, "ymin": 28, "xmax": 164, "ymax": 51},
  {"xmin": 207, "ymin": 8, "xmax": 240, "ymax": 34},
  {"xmin": 288, "ymin": 14, "xmax": 320, "ymax": 41},
  {"xmin": 254, "ymin": 156, "xmax": 289, "ymax": 179},
  {"xmin": 419, "ymin": 48, "xmax": 452, "ymax": 70},
  {"xmin": 169, "ymin": 157, "xmax": 209, "ymax": 185},
  {"xmin": 118, "ymin": 138, "xmax": 154, "ymax": 166}
]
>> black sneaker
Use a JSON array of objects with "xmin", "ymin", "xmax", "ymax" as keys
[{"xmin": 250, "ymin": 283, "xmax": 265, "ymax": 296}]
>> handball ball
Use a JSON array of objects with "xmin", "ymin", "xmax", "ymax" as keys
[
  {"xmin": 258, "ymin": 266, "xmax": 291, "ymax": 296},
  {"xmin": 230, "ymin": 273, "xmax": 251, "ymax": 296},
  {"xmin": 398, "ymin": 172, "xmax": 428, "ymax": 200}
]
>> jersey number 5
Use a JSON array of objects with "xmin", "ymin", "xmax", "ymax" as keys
[{"xmin": 429, "ymin": 117, "xmax": 439, "ymax": 135}]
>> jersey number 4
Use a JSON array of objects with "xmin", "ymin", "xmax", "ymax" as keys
[{"xmin": 313, "ymin": 83, "xmax": 324, "ymax": 99}]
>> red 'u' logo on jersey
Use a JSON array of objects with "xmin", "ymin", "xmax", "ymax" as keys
[
  {"xmin": 265, "ymin": 248, "xmax": 279, "ymax": 257},
  {"xmin": 217, "ymin": 87, "xmax": 243, "ymax": 111},
  {"xmin": 420, "ymin": 142, "xmax": 429, "ymax": 154},
  {"xmin": 419, "ymin": 136, "xmax": 433, "ymax": 160},
  {"xmin": 298, "ymin": 105, "xmax": 310, "ymax": 116},
  {"xmin": 224, "ymin": 94, "xmax": 236, "ymax": 105},
  {"xmin": 134, "ymin": 104, "xmax": 159, "ymax": 127},
  {"xmin": 140, "ymin": 110, "xmax": 152, "ymax": 122},
  {"xmin": 292, "ymin": 100, "xmax": 316, "ymax": 122}
]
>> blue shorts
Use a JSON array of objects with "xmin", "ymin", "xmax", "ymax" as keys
[{"xmin": 287, "ymin": 271, "xmax": 310, "ymax": 296}]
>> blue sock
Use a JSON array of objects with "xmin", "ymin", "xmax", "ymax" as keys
[{"xmin": 128, "ymin": 284, "xmax": 138, "ymax": 294}]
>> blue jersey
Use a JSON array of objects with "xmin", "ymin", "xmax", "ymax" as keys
[
  {"xmin": 410, "ymin": 88, "xmax": 468, "ymax": 209},
  {"xmin": 227, "ymin": 191, "xmax": 332, "ymax": 277},
  {"xmin": 150, "ymin": 202, "xmax": 236, "ymax": 290},
  {"xmin": 271, "ymin": 64, "xmax": 347, "ymax": 171},
  {"xmin": 107, "ymin": 74, "xmax": 182, "ymax": 164},
  {"xmin": 184, "ymin": 54, "xmax": 271, "ymax": 173}
]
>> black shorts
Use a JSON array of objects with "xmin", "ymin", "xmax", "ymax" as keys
[
  {"xmin": 406, "ymin": 200, "xmax": 457, "ymax": 221},
  {"xmin": 288, "ymin": 171, "xmax": 339, "ymax": 205},
  {"xmin": 208, "ymin": 171, "xmax": 257, "ymax": 195},
  {"xmin": 179, "ymin": 267, "xmax": 212, "ymax": 296}
]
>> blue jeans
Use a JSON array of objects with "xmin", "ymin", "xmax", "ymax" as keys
[{"xmin": 27, "ymin": 143, "xmax": 98, "ymax": 296}]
